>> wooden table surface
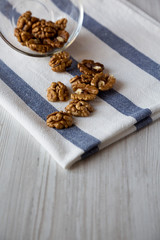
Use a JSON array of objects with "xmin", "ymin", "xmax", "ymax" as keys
[{"xmin": 0, "ymin": 1, "xmax": 160, "ymax": 240}]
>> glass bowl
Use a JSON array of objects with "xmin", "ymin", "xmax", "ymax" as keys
[{"xmin": 0, "ymin": 0, "xmax": 83, "ymax": 57}]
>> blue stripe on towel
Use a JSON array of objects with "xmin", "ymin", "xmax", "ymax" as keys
[
  {"xmin": 2, "ymin": 0, "xmax": 160, "ymax": 83},
  {"xmin": 135, "ymin": 116, "xmax": 153, "ymax": 130},
  {"xmin": 51, "ymin": 0, "xmax": 160, "ymax": 82},
  {"xmin": 99, "ymin": 90, "xmax": 152, "ymax": 122},
  {"xmin": 0, "ymin": 1, "xmax": 153, "ymax": 130},
  {"xmin": 81, "ymin": 146, "xmax": 99, "ymax": 159},
  {"xmin": 0, "ymin": 60, "xmax": 100, "ymax": 152}
]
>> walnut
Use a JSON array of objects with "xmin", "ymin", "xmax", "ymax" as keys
[
  {"xmin": 43, "ymin": 30, "xmax": 69, "ymax": 49},
  {"xmin": 54, "ymin": 30, "xmax": 69, "ymax": 48},
  {"xmin": 14, "ymin": 28, "xmax": 33, "ymax": 46},
  {"xmin": 71, "ymin": 83, "xmax": 99, "ymax": 101},
  {"xmin": 17, "ymin": 11, "xmax": 39, "ymax": 31},
  {"xmin": 14, "ymin": 28, "xmax": 24, "ymax": 44},
  {"xmin": 65, "ymin": 100, "xmax": 94, "ymax": 117},
  {"xmin": 32, "ymin": 20, "xmax": 57, "ymax": 39},
  {"xmin": 70, "ymin": 74, "xmax": 92, "ymax": 86},
  {"xmin": 26, "ymin": 39, "xmax": 52, "ymax": 53},
  {"xmin": 70, "ymin": 75, "xmax": 82, "ymax": 86},
  {"xmin": 77, "ymin": 60, "xmax": 104, "ymax": 75},
  {"xmin": 91, "ymin": 72, "xmax": 116, "ymax": 91},
  {"xmin": 55, "ymin": 18, "xmax": 67, "ymax": 30},
  {"xmin": 49, "ymin": 51, "xmax": 72, "ymax": 72},
  {"xmin": 47, "ymin": 82, "xmax": 69, "ymax": 101},
  {"xmin": 46, "ymin": 111, "xmax": 73, "ymax": 129}
]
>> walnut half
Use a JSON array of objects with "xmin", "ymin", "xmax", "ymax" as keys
[
  {"xmin": 55, "ymin": 18, "xmax": 68, "ymax": 30},
  {"xmin": 14, "ymin": 28, "xmax": 33, "ymax": 46},
  {"xmin": 16, "ymin": 11, "xmax": 39, "ymax": 31},
  {"xmin": 70, "ymin": 74, "xmax": 92, "ymax": 86},
  {"xmin": 26, "ymin": 38, "xmax": 52, "ymax": 53},
  {"xmin": 46, "ymin": 111, "xmax": 73, "ymax": 129},
  {"xmin": 91, "ymin": 72, "xmax": 116, "ymax": 91},
  {"xmin": 47, "ymin": 81, "xmax": 69, "ymax": 102},
  {"xmin": 77, "ymin": 59, "xmax": 104, "ymax": 76},
  {"xmin": 32, "ymin": 20, "xmax": 57, "ymax": 39},
  {"xmin": 71, "ymin": 83, "xmax": 99, "ymax": 101},
  {"xmin": 49, "ymin": 51, "xmax": 72, "ymax": 72},
  {"xmin": 65, "ymin": 100, "xmax": 94, "ymax": 117}
]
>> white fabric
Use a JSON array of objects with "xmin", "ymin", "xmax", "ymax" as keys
[{"xmin": 0, "ymin": 0, "xmax": 160, "ymax": 168}]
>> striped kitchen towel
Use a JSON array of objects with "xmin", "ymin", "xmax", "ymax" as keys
[{"xmin": 1, "ymin": 0, "xmax": 160, "ymax": 168}]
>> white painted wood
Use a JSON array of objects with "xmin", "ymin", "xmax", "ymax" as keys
[{"xmin": 1, "ymin": 1, "xmax": 160, "ymax": 240}]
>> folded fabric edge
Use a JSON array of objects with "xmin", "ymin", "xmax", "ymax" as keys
[
  {"xmin": 68, "ymin": 111, "xmax": 160, "ymax": 169},
  {"xmin": 0, "ymin": 57, "xmax": 157, "ymax": 169},
  {"xmin": 67, "ymin": 114, "xmax": 160, "ymax": 169},
  {"xmin": 0, "ymin": 100, "xmax": 158, "ymax": 169},
  {"xmin": 0, "ymin": 90, "xmax": 159, "ymax": 169},
  {"xmin": 67, "ymin": 124, "xmax": 137, "ymax": 169},
  {"xmin": 0, "ymin": 98, "xmax": 82, "ymax": 169},
  {"xmin": 1, "ymin": 0, "xmax": 160, "ymax": 169}
]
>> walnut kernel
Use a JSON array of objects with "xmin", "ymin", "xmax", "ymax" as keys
[
  {"xmin": 65, "ymin": 100, "xmax": 94, "ymax": 117},
  {"xmin": 32, "ymin": 20, "xmax": 57, "ymax": 39},
  {"xmin": 49, "ymin": 51, "xmax": 72, "ymax": 72},
  {"xmin": 26, "ymin": 39, "xmax": 52, "ymax": 53},
  {"xmin": 71, "ymin": 83, "xmax": 99, "ymax": 101},
  {"xmin": 14, "ymin": 28, "xmax": 33, "ymax": 46},
  {"xmin": 17, "ymin": 11, "xmax": 34, "ymax": 31},
  {"xmin": 47, "ymin": 82, "xmax": 69, "ymax": 102},
  {"xmin": 78, "ymin": 59, "xmax": 104, "ymax": 75},
  {"xmin": 70, "ymin": 74, "xmax": 92, "ymax": 86},
  {"xmin": 91, "ymin": 72, "xmax": 116, "ymax": 91},
  {"xmin": 55, "ymin": 18, "xmax": 67, "ymax": 30},
  {"xmin": 46, "ymin": 111, "xmax": 73, "ymax": 129}
]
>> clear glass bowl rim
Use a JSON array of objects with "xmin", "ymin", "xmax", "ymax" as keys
[{"xmin": 0, "ymin": 0, "xmax": 84, "ymax": 57}]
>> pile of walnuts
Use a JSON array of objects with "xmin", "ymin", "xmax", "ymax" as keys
[
  {"xmin": 46, "ymin": 51, "xmax": 116, "ymax": 129},
  {"xmin": 14, "ymin": 12, "xmax": 116, "ymax": 129},
  {"xmin": 14, "ymin": 11, "xmax": 69, "ymax": 53}
]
